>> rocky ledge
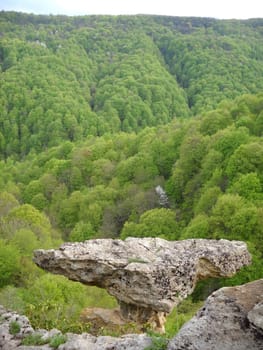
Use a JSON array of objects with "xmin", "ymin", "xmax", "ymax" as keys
[
  {"xmin": 0, "ymin": 305, "xmax": 152, "ymax": 350},
  {"xmin": 34, "ymin": 238, "xmax": 251, "ymax": 331},
  {"xmin": 1, "ymin": 279, "xmax": 263, "ymax": 349},
  {"xmin": 168, "ymin": 279, "xmax": 263, "ymax": 350}
]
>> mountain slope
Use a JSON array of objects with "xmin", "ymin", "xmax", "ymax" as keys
[{"xmin": 0, "ymin": 12, "xmax": 263, "ymax": 158}]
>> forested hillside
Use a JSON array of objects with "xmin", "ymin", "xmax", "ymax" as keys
[
  {"xmin": 0, "ymin": 12, "xmax": 263, "ymax": 157},
  {"xmin": 0, "ymin": 11, "xmax": 262, "ymax": 336}
]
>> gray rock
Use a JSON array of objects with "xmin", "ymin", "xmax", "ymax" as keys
[
  {"xmin": 0, "ymin": 306, "xmax": 34, "ymax": 349},
  {"xmin": 1, "ymin": 279, "xmax": 263, "ymax": 349},
  {"xmin": 0, "ymin": 307, "xmax": 64, "ymax": 349},
  {"xmin": 57, "ymin": 333, "xmax": 96, "ymax": 350},
  {"xmin": 248, "ymin": 302, "xmax": 263, "ymax": 333},
  {"xmin": 168, "ymin": 279, "xmax": 263, "ymax": 350},
  {"xmin": 18, "ymin": 346, "xmax": 51, "ymax": 350},
  {"xmin": 94, "ymin": 334, "xmax": 152, "ymax": 350},
  {"xmin": 0, "ymin": 305, "xmax": 152, "ymax": 349},
  {"xmin": 58, "ymin": 333, "xmax": 152, "ymax": 350},
  {"xmin": 34, "ymin": 238, "xmax": 251, "ymax": 330},
  {"xmin": 40, "ymin": 328, "xmax": 62, "ymax": 341}
]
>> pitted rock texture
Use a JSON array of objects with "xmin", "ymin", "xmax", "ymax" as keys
[
  {"xmin": 0, "ymin": 305, "xmax": 52, "ymax": 350},
  {"xmin": 58, "ymin": 333, "xmax": 152, "ymax": 350},
  {"xmin": 0, "ymin": 307, "xmax": 30, "ymax": 350},
  {"xmin": 34, "ymin": 238, "xmax": 251, "ymax": 317},
  {"xmin": 168, "ymin": 279, "xmax": 263, "ymax": 350}
]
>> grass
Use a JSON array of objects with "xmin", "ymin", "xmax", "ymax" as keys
[
  {"xmin": 165, "ymin": 298, "xmax": 203, "ymax": 338},
  {"xmin": 144, "ymin": 331, "xmax": 168, "ymax": 350},
  {"xmin": 21, "ymin": 333, "xmax": 48, "ymax": 346},
  {"xmin": 143, "ymin": 298, "xmax": 203, "ymax": 349},
  {"xmin": 21, "ymin": 333, "xmax": 67, "ymax": 348},
  {"xmin": 49, "ymin": 334, "xmax": 67, "ymax": 349},
  {"xmin": 9, "ymin": 321, "xmax": 21, "ymax": 335}
]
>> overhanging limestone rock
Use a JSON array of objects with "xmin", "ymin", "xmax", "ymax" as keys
[{"xmin": 34, "ymin": 238, "xmax": 251, "ymax": 331}]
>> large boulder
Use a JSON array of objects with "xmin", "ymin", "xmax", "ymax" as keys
[
  {"xmin": 34, "ymin": 238, "xmax": 251, "ymax": 331},
  {"xmin": 168, "ymin": 279, "xmax": 263, "ymax": 350}
]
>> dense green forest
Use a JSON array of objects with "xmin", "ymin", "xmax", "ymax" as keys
[
  {"xmin": 1, "ymin": 12, "xmax": 263, "ymax": 157},
  {"xmin": 0, "ymin": 11, "xmax": 263, "ymax": 336}
]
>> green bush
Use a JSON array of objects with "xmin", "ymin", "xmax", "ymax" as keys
[{"xmin": 0, "ymin": 240, "xmax": 21, "ymax": 288}]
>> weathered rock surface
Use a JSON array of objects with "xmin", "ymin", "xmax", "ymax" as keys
[
  {"xmin": 1, "ymin": 280, "xmax": 263, "ymax": 349},
  {"xmin": 34, "ymin": 238, "xmax": 251, "ymax": 331},
  {"xmin": 58, "ymin": 333, "xmax": 152, "ymax": 350},
  {"xmin": 248, "ymin": 302, "xmax": 263, "ymax": 333},
  {"xmin": 168, "ymin": 279, "xmax": 263, "ymax": 350},
  {"xmin": 0, "ymin": 305, "xmax": 152, "ymax": 349},
  {"xmin": 0, "ymin": 305, "xmax": 55, "ymax": 350}
]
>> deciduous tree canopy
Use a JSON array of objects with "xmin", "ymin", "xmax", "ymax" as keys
[{"xmin": 0, "ymin": 11, "xmax": 262, "ymax": 337}]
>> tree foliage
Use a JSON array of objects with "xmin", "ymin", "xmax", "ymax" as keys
[
  {"xmin": 0, "ymin": 13, "xmax": 263, "ymax": 158},
  {"xmin": 0, "ymin": 10, "xmax": 262, "ymax": 337}
]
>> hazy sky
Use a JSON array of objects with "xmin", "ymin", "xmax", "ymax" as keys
[{"xmin": 1, "ymin": 0, "xmax": 262, "ymax": 19}]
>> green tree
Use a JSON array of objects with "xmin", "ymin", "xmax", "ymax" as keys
[
  {"xmin": 5, "ymin": 204, "xmax": 53, "ymax": 247},
  {"xmin": 226, "ymin": 142, "xmax": 263, "ymax": 181},
  {"xmin": 121, "ymin": 208, "xmax": 179, "ymax": 240},
  {"xmin": 228, "ymin": 173, "xmax": 262, "ymax": 201},
  {"xmin": 181, "ymin": 214, "xmax": 210, "ymax": 239},
  {"xmin": 69, "ymin": 221, "xmax": 96, "ymax": 242},
  {"xmin": 209, "ymin": 194, "xmax": 245, "ymax": 239},
  {"xmin": 0, "ymin": 192, "xmax": 19, "ymax": 218},
  {"xmin": 31, "ymin": 193, "xmax": 48, "ymax": 211},
  {"xmin": 199, "ymin": 110, "xmax": 233, "ymax": 135},
  {"xmin": 0, "ymin": 240, "xmax": 21, "ymax": 288},
  {"xmin": 10, "ymin": 229, "xmax": 39, "ymax": 256},
  {"xmin": 212, "ymin": 126, "xmax": 249, "ymax": 158},
  {"xmin": 195, "ymin": 186, "xmax": 222, "ymax": 215},
  {"xmin": 22, "ymin": 180, "xmax": 44, "ymax": 204}
]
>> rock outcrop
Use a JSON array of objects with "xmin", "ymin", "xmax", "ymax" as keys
[
  {"xmin": 0, "ymin": 305, "xmax": 152, "ymax": 350},
  {"xmin": 2, "ymin": 280, "xmax": 263, "ymax": 349},
  {"xmin": 0, "ymin": 305, "xmax": 34, "ymax": 350},
  {"xmin": 34, "ymin": 238, "xmax": 251, "ymax": 331},
  {"xmin": 58, "ymin": 333, "xmax": 152, "ymax": 350},
  {"xmin": 168, "ymin": 279, "xmax": 263, "ymax": 350}
]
